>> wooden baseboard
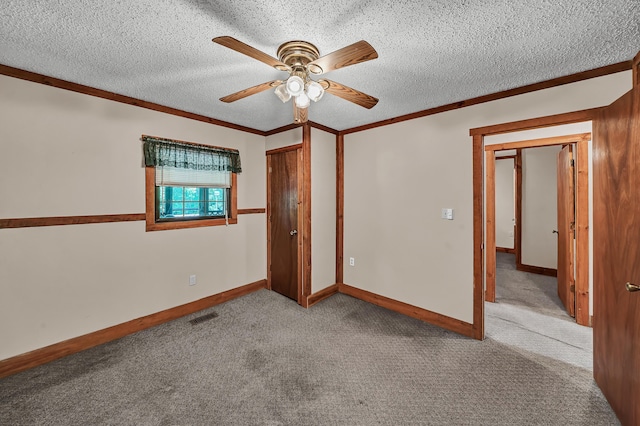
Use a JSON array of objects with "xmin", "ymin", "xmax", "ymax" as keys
[
  {"xmin": 0, "ymin": 279, "xmax": 267, "ymax": 379},
  {"xmin": 516, "ymin": 263, "xmax": 558, "ymax": 277},
  {"xmin": 306, "ymin": 284, "xmax": 339, "ymax": 308},
  {"xmin": 338, "ymin": 284, "xmax": 475, "ymax": 338},
  {"xmin": 496, "ymin": 247, "xmax": 515, "ymax": 254}
]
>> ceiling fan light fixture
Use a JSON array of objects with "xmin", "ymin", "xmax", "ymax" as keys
[
  {"xmin": 306, "ymin": 80, "xmax": 324, "ymax": 102},
  {"xmin": 286, "ymin": 75, "xmax": 305, "ymax": 97},
  {"xmin": 274, "ymin": 83, "xmax": 291, "ymax": 102},
  {"xmin": 295, "ymin": 92, "xmax": 311, "ymax": 109}
]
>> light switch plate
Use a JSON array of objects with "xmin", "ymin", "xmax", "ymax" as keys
[{"xmin": 441, "ymin": 208, "xmax": 454, "ymax": 220}]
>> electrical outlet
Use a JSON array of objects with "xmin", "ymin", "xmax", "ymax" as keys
[
  {"xmin": 349, "ymin": 257, "xmax": 355, "ymax": 267},
  {"xmin": 189, "ymin": 275, "xmax": 197, "ymax": 286}
]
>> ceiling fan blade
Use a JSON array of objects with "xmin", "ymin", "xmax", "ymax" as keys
[
  {"xmin": 294, "ymin": 103, "xmax": 308, "ymax": 123},
  {"xmin": 307, "ymin": 40, "xmax": 378, "ymax": 75},
  {"xmin": 220, "ymin": 80, "xmax": 282, "ymax": 103},
  {"xmin": 319, "ymin": 79, "xmax": 378, "ymax": 109},
  {"xmin": 213, "ymin": 36, "xmax": 291, "ymax": 72}
]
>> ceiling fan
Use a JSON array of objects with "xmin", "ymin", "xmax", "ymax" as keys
[{"xmin": 212, "ymin": 36, "xmax": 379, "ymax": 123}]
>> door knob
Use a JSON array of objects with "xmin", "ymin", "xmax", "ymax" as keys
[
  {"xmin": 290, "ymin": 229, "xmax": 298, "ymax": 236},
  {"xmin": 626, "ymin": 282, "xmax": 640, "ymax": 292}
]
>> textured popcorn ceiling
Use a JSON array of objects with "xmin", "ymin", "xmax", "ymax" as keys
[{"xmin": 1, "ymin": 1, "xmax": 639, "ymax": 132}]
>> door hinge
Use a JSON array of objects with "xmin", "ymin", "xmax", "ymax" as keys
[
  {"xmin": 570, "ymin": 159, "xmax": 575, "ymax": 167},
  {"xmin": 268, "ymin": 166, "xmax": 272, "ymax": 173},
  {"xmin": 570, "ymin": 284, "xmax": 576, "ymax": 293}
]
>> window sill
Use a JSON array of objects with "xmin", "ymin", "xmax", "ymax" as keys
[{"xmin": 145, "ymin": 217, "xmax": 238, "ymax": 232}]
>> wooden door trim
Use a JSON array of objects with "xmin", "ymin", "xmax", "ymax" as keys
[
  {"xmin": 515, "ymin": 149, "xmax": 523, "ymax": 269},
  {"xmin": 484, "ymin": 133, "xmax": 591, "ymax": 151},
  {"xmin": 482, "ymin": 132, "xmax": 591, "ymax": 326},
  {"xmin": 266, "ymin": 149, "xmax": 304, "ymax": 302},
  {"xmin": 472, "ymin": 134, "xmax": 485, "ymax": 340},
  {"xmin": 575, "ymin": 139, "xmax": 590, "ymax": 325},
  {"xmin": 485, "ymin": 151, "xmax": 497, "ymax": 303},
  {"xmin": 266, "ymin": 155, "xmax": 273, "ymax": 291},
  {"xmin": 297, "ymin": 147, "xmax": 305, "ymax": 305},
  {"xmin": 266, "ymin": 144, "xmax": 303, "ymax": 156},
  {"xmin": 470, "ymin": 108, "xmax": 602, "ymax": 137}
]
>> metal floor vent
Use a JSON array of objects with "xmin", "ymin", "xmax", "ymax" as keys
[{"xmin": 189, "ymin": 312, "xmax": 218, "ymax": 325}]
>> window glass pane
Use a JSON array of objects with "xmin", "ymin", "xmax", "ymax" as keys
[
  {"xmin": 156, "ymin": 185, "xmax": 227, "ymax": 221},
  {"xmin": 172, "ymin": 188, "xmax": 184, "ymax": 201},
  {"xmin": 184, "ymin": 188, "xmax": 199, "ymax": 201}
]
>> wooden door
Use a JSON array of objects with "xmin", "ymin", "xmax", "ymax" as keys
[
  {"xmin": 556, "ymin": 144, "xmax": 576, "ymax": 317},
  {"xmin": 593, "ymin": 87, "xmax": 640, "ymax": 426},
  {"xmin": 267, "ymin": 149, "xmax": 300, "ymax": 301}
]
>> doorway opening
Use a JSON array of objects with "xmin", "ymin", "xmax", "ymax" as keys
[{"xmin": 485, "ymin": 133, "xmax": 591, "ymax": 326}]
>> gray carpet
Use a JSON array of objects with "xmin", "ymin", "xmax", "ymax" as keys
[
  {"xmin": 0, "ymin": 281, "xmax": 618, "ymax": 425},
  {"xmin": 487, "ymin": 253, "xmax": 594, "ymax": 371}
]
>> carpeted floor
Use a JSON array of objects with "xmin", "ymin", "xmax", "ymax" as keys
[
  {"xmin": 0, "ymin": 265, "xmax": 618, "ymax": 425},
  {"xmin": 486, "ymin": 253, "xmax": 594, "ymax": 371}
]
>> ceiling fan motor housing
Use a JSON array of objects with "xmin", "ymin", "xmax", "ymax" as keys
[{"xmin": 277, "ymin": 41, "xmax": 322, "ymax": 73}]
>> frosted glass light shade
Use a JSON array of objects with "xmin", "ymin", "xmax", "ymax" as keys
[
  {"xmin": 306, "ymin": 81, "xmax": 324, "ymax": 102},
  {"xmin": 286, "ymin": 76, "xmax": 305, "ymax": 96},
  {"xmin": 295, "ymin": 92, "xmax": 310, "ymax": 108},
  {"xmin": 274, "ymin": 84, "xmax": 291, "ymax": 102}
]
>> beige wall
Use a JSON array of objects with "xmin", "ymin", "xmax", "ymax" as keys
[
  {"xmin": 265, "ymin": 128, "xmax": 301, "ymax": 151},
  {"xmin": 495, "ymin": 158, "xmax": 515, "ymax": 249},
  {"xmin": 310, "ymin": 128, "xmax": 336, "ymax": 292},
  {"xmin": 343, "ymin": 71, "xmax": 630, "ymax": 324},
  {"xmin": 0, "ymin": 75, "xmax": 267, "ymax": 360}
]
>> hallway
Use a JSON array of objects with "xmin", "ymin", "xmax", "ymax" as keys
[{"xmin": 485, "ymin": 252, "xmax": 593, "ymax": 370}]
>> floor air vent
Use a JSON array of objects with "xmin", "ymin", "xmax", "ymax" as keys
[{"xmin": 189, "ymin": 312, "xmax": 218, "ymax": 325}]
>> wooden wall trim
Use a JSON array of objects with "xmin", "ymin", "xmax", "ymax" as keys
[
  {"xmin": 336, "ymin": 134, "xmax": 345, "ymax": 285},
  {"xmin": 306, "ymin": 284, "xmax": 339, "ymax": 308},
  {"xmin": 0, "ymin": 279, "xmax": 267, "ymax": 379},
  {"xmin": 516, "ymin": 264, "xmax": 558, "ymax": 277},
  {"xmin": 0, "ymin": 213, "xmax": 145, "ymax": 229},
  {"xmin": 0, "ymin": 209, "xmax": 264, "ymax": 229},
  {"xmin": 310, "ymin": 121, "xmax": 340, "ymax": 135},
  {"xmin": 470, "ymin": 108, "xmax": 601, "ymax": 136},
  {"xmin": 339, "ymin": 284, "xmax": 475, "ymax": 339},
  {"xmin": 237, "ymin": 208, "xmax": 266, "ymax": 215},
  {"xmin": 0, "ymin": 64, "xmax": 265, "ymax": 136},
  {"xmin": 342, "ymin": 61, "xmax": 630, "ymax": 135},
  {"xmin": 301, "ymin": 124, "xmax": 312, "ymax": 304},
  {"xmin": 263, "ymin": 121, "xmax": 339, "ymax": 137},
  {"xmin": 265, "ymin": 143, "xmax": 303, "ymax": 156},
  {"xmin": 264, "ymin": 123, "xmax": 301, "ymax": 136},
  {"xmin": 496, "ymin": 247, "xmax": 515, "ymax": 254},
  {"xmin": 472, "ymin": 134, "xmax": 485, "ymax": 340}
]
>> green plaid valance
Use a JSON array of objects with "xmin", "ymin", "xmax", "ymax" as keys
[{"xmin": 142, "ymin": 135, "xmax": 242, "ymax": 173}]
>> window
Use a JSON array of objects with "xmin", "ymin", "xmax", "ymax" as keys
[
  {"xmin": 142, "ymin": 135, "xmax": 241, "ymax": 231},
  {"xmin": 156, "ymin": 187, "xmax": 228, "ymax": 221}
]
